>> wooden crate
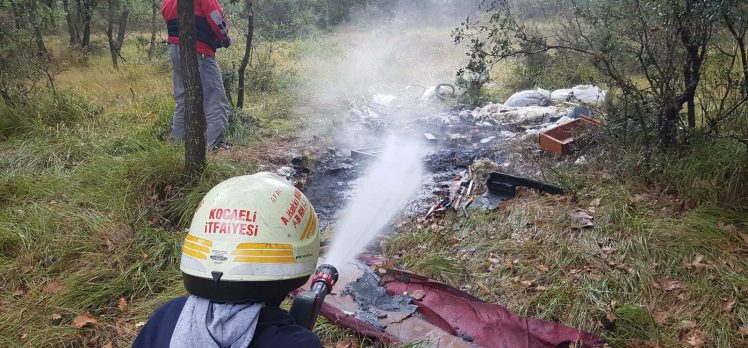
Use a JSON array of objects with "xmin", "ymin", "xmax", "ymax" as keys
[{"xmin": 539, "ymin": 116, "xmax": 602, "ymax": 155}]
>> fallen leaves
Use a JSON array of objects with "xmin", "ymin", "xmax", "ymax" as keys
[
  {"xmin": 652, "ymin": 310, "xmax": 669, "ymax": 324},
  {"xmin": 679, "ymin": 320, "xmax": 697, "ymax": 330},
  {"xmin": 684, "ymin": 255, "xmax": 708, "ymax": 271},
  {"xmin": 721, "ymin": 300, "xmax": 735, "ymax": 313},
  {"xmin": 718, "ymin": 222, "xmax": 748, "ymax": 245},
  {"xmin": 684, "ymin": 328, "xmax": 705, "ymax": 347},
  {"xmin": 652, "ymin": 278, "xmax": 685, "ymax": 291},
  {"xmin": 42, "ymin": 281, "xmax": 64, "ymax": 294},
  {"xmin": 335, "ymin": 341, "xmax": 359, "ymax": 348},
  {"xmin": 12, "ymin": 288, "xmax": 28, "ymax": 297},
  {"xmin": 739, "ymin": 325, "xmax": 748, "ymax": 336},
  {"xmin": 117, "ymin": 297, "xmax": 128, "ymax": 311},
  {"xmin": 49, "ymin": 313, "xmax": 62, "ymax": 321},
  {"xmin": 569, "ymin": 210, "xmax": 594, "ymax": 229},
  {"xmin": 72, "ymin": 312, "xmax": 98, "ymax": 328}
]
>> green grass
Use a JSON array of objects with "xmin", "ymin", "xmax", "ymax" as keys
[
  {"xmin": 383, "ymin": 166, "xmax": 748, "ymax": 347},
  {"xmin": 0, "ymin": 34, "xmax": 305, "ymax": 347}
]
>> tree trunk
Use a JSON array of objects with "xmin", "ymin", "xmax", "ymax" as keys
[
  {"xmin": 117, "ymin": 9, "xmax": 128, "ymax": 49},
  {"xmin": 42, "ymin": 0, "xmax": 55, "ymax": 29},
  {"xmin": 236, "ymin": 0, "xmax": 254, "ymax": 109},
  {"xmin": 81, "ymin": 0, "xmax": 96, "ymax": 48},
  {"xmin": 28, "ymin": 0, "xmax": 47, "ymax": 55},
  {"xmin": 62, "ymin": 0, "xmax": 81, "ymax": 46},
  {"xmin": 148, "ymin": 0, "xmax": 158, "ymax": 59},
  {"xmin": 660, "ymin": 104, "xmax": 679, "ymax": 148},
  {"xmin": 75, "ymin": 0, "xmax": 83, "ymax": 43},
  {"xmin": 106, "ymin": 0, "xmax": 118, "ymax": 68},
  {"xmin": 178, "ymin": 0, "xmax": 206, "ymax": 180},
  {"xmin": 82, "ymin": 15, "xmax": 92, "ymax": 48}
]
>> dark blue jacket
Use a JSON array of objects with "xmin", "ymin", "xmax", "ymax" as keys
[{"xmin": 132, "ymin": 297, "xmax": 323, "ymax": 348}]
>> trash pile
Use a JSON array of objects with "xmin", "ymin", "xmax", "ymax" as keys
[
  {"xmin": 278, "ymin": 84, "xmax": 606, "ymax": 228},
  {"xmin": 472, "ymin": 85, "xmax": 605, "ymax": 136},
  {"xmin": 279, "ymin": 83, "xmax": 609, "ymax": 347}
]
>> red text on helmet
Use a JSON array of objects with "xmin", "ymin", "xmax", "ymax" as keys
[
  {"xmin": 280, "ymin": 190, "xmax": 307, "ymax": 228},
  {"xmin": 208, "ymin": 208, "xmax": 257, "ymax": 222}
]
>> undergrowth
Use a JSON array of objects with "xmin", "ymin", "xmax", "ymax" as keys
[
  {"xmin": 0, "ymin": 36, "xmax": 308, "ymax": 347},
  {"xmin": 383, "ymin": 141, "xmax": 748, "ymax": 347}
]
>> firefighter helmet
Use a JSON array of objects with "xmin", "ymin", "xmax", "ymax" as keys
[{"xmin": 180, "ymin": 172, "xmax": 319, "ymax": 303}]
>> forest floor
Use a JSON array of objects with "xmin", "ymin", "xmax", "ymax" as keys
[{"xmin": 1, "ymin": 29, "xmax": 747, "ymax": 348}]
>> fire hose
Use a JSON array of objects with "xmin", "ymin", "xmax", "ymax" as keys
[{"xmin": 289, "ymin": 264, "xmax": 339, "ymax": 329}]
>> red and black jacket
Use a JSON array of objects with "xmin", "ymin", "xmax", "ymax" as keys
[{"xmin": 161, "ymin": 0, "xmax": 230, "ymax": 57}]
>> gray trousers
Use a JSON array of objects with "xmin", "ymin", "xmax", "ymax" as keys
[{"xmin": 169, "ymin": 45, "xmax": 229, "ymax": 147}]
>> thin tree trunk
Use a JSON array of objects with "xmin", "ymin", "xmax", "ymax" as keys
[
  {"xmin": 75, "ymin": 0, "xmax": 83, "ymax": 43},
  {"xmin": 62, "ymin": 0, "xmax": 81, "ymax": 46},
  {"xmin": 178, "ymin": 0, "xmax": 206, "ymax": 180},
  {"xmin": 81, "ymin": 0, "xmax": 96, "ymax": 48},
  {"xmin": 148, "ymin": 0, "xmax": 158, "ymax": 59},
  {"xmin": 82, "ymin": 15, "xmax": 92, "ymax": 48},
  {"xmin": 42, "ymin": 0, "xmax": 55, "ymax": 29},
  {"xmin": 117, "ymin": 9, "xmax": 128, "ymax": 49},
  {"xmin": 106, "ymin": 0, "xmax": 118, "ymax": 68},
  {"xmin": 236, "ymin": 0, "xmax": 254, "ymax": 109},
  {"xmin": 660, "ymin": 104, "xmax": 679, "ymax": 148},
  {"xmin": 28, "ymin": 0, "xmax": 47, "ymax": 55}
]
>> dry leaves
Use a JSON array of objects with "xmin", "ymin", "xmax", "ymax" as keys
[
  {"xmin": 49, "ymin": 313, "xmax": 62, "ymax": 320},
  {"xmin": 718, "ymin": 222, "xmax": 740, "ymax": 234},
  {"xmin": 72, "ymin": 312, "xmax": 98, "ymax": 328},
  {"xmin": 652, "ymin": 311, "xmax": 669, "ymax": 324},
  {"xmin": 680, "ymin": 320, "xmax": 697, "ymax": 330},
  {"xmin": 335, "ymin": 341, "xmax": 359, "ymax": 348},
  {"xmin": 20, "ymin": 333, "xmax": 28, "ymax": 340},
  {"xmin": 684, "ymin": 328, "xmax": 705, "ymax": 347},
  {"xmin": 411, "ymin": 290, "xmax": 425, "ymax": 301},
  {"xmin": 569, "ymin": 210, "xmax": 594, "ymax": 229},
  {"xmin": 684, "ymin": 255, "xmax": 708, "ymax": 271},
  {"xmin": 117, "ymin": 297, "xmax": 128, "ymax": 311},
  {"xmin": 739, "ymin": 326, "xmax": 748, "ymax": 336},
  {"xmin": 652, "ymin": 278, "xmax": 685, "ymax": 291},
  {"xmin": 42, "ymin": 281, "xmax": 63, "ymax": 294},
  {"xmin": 721, "ymin": 300, "xmax": 735, "ymax": 313},
  {"xmin": 102, "ymin": 341, "xmax": 113, "ymax": 348}
]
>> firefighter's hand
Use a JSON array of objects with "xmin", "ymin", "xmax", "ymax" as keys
[{"xmin": 222, "ymin": 35, "xmax": 232, "ymax": 48}]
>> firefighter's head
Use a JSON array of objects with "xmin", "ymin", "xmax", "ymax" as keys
[{"xmin": 179, "ymin": 172, "xmax": 319, "ymax": 305}]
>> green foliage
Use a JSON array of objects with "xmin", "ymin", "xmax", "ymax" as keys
[
  {"xmin": 0, "ymin": 89, "xmax": 102, "ymax": 138},
  {"xmin": 454, "ymin": 0, "xmax": 748, "ymax": 148},
  {"xmin": 245, "ymin": 45, "xmax": 297, "ymax": 93},
  {"xmin": 654, "ymin": 139, "xmax": 748, "ymax": 206}
]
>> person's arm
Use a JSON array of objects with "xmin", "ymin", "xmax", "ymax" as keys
[{"xmin": 200, "ymin": 0, "xmax": 231, "ymax": 47}]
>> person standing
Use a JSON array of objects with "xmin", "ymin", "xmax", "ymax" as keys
[{"xmin": 162, "ymin": 0, "xmax": 231, "ymax": 150}]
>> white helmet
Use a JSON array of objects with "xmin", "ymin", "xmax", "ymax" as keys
[{"xmin": 180, "ymin": 172, "xmax": 320, "ymax": 303}]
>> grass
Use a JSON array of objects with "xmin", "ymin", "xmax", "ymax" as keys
[
  {"xmin": 0, "ymin": 34, "xmax": 343, "ymax": 347},
  {"xmin": 382, "ymin": 153, "xmax": 748, "ymax": 347},
  {"xmin": 3, "ymin": 27, "xmax": 747, "ymax": 348}
]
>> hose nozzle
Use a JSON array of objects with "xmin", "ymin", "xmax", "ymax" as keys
[{"xmin": 290, "ymin": 264, "xmax": 339, "ymax": 329}]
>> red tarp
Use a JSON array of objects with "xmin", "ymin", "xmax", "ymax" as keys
[{"xmin": 298, "ymin": 260, "xmax": 605, "ymax": 348}]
